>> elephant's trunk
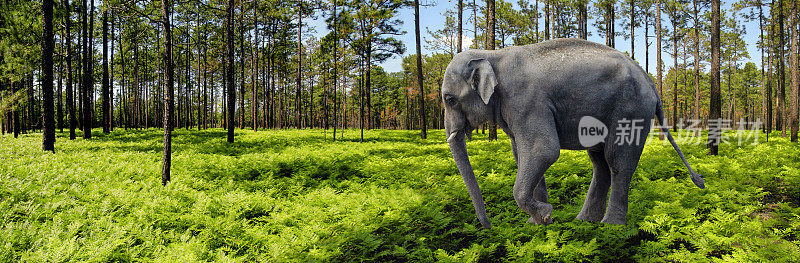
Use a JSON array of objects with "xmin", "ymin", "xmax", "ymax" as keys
[{"xmin": 448, "ymin": 130, "xmax": 491, "ymax": 229}]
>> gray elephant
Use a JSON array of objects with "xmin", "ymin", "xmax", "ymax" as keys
[{"xmin": 442, "ymin": 38, "xmax": 704, "ymax": 229}]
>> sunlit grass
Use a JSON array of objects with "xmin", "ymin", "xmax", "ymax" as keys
[{"xmin": 1, "ymin": 128, "xmax": 798, "ymax": 261}]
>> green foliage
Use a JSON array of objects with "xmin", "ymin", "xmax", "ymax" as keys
[{"xmin": 1, "ymin": 129, "xmax": 799, "ymax": 261}]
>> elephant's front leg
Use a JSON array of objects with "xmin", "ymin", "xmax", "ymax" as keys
[
  {"xmin": 513, "ymin": 136, "xmax": 560, "ymax": 225},
  {"xmin": 511, "ymin": 137, "xmax": 550, "ymax": 205}
]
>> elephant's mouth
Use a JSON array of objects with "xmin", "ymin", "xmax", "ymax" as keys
[{"xmin": 446, "ymin": 125, "xmax": 473, "ymax": 143}]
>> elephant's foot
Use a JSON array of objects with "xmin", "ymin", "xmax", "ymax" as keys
[
  {"xmin": 600, "ymin": 214, "xmax": 627, "ymax": 225},
  {"xmin": 524, "ymin": 202, "xmax": 553, "ymax": 225},
  {"xmin": 575, "ymin": 210, "xmax": 604, "ymax": 222}
]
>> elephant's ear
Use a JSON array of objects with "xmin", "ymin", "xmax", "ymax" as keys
[{"xmin": 467, "ymin": 58, "xmax": 497, "ymax": 105}]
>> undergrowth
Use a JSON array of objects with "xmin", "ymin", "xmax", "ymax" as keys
[{"xmin": 1, "ymin": 128, "xmax": 798, "ymax": 262}]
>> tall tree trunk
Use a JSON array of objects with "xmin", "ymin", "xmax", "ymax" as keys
[
  {"xmin": 645, "ymin": 11, "xmax": 650, "ymax": 74},
  {"xmin": 239, "ymin": 9, "xmax": 245, "ymax": 129},
  {"xmin": 779, "ymin": 0, "xmax": 787, "ymax": 136},
  {"xmin": 415, "ymin": 0, "xmax": 427, "ymax": 140},
  {"xmin": 656, "ymin": 0, "xmax": 664, "ymax": 139},
  {"xmin": 791, "ymin": 0, "xmax": 799, "ymax": 142},
  {"xmin": 458, "ymin": 0, "xmax": 463, "ymax": 53},
  {"xmin": 296, "ymin": 2, "xmax": 303, "ymax": 129},
  {"xmin": 694, "ymin": 0, "xmax": 701, "ymax": 136},
  {"xmin": 487, "ymin": 0, "xmax": 497, "ymax": 140},
  {"xmin": 366, "ymin": 42, "xmax": 372, "ymax": 130},
  {"xmin": 109, "ymin": 13, "xmax": 114, "ymax": 131},
  {"xmin": 102, "ymin": 11, "xmax": 110, "ymax": 133},
  {"xmin": 252, "ymin": 3, "xmax": 258, "ymax": 131},
  {"xmin": 762, "ymin": 1, "xmax": 771, "ymax": 135},
  {"xmin": 82, "ymin": 0, "xmax": 93, "ymax": 139},
  {"xmin": 42, "ymin": 0, "xmax": 55, "ymax": 152},
  {"xmin": 226, "ymin": 0, "xmax": 235, "ymax": 142},
  {"xmin": 333, "ymin": 0, "xmax": 338, "ymax": 140},
  {"xmin": 630, "ymin": 0, "xmax": 635, "ymax": 60},
  {"xmin": 709, "ymin": 0, "xmax": 721, "ymax": 155},
  {"xmin": 673, "ymin": 22, "xmax": 678, "ymax": 131},
  {"xmin": 58, "ymin": 20, "xmax": 64, "ymax": 133},
  {"xmin": 13, "ymin": 81, "xmax": 20, "ymax": 138},
  {"xmin": 66, "ymin": 0, "xmax": 76, "ymax": 140},
  {"xmin": 203, "ymin": 31, "xmax": 208, "ymax": 130},
  {"xmin": 474, "ymin": 0, "xmax": 479, "ymax": 47},
  {"xmin": 544, "ymin": 0, "xmax": 550, "ymax": 40},
  {"xmin": 161, "ymin": 0, "xmax": 174, "ymax": 185}
]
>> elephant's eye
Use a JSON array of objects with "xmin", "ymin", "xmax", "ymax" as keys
[{"xmin": 445, "ymin": 95, "xmax": 457, "ymax": 106}]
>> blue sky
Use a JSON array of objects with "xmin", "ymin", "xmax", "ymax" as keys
[{"xmin": 307, "ymin": 1, "xmax": 764, "ymax": 74}]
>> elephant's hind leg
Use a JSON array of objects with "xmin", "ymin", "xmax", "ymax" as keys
[
  {"xmin": 576, "ymin": 149, "xmax": 611, "ymax": 222},
  {"xmin": 513, "ymin": 136, "xmax": 560, "ymax": 225},
  {"xmin": 601, "ymin": 143, "xmax": 646, "ymax": 225}
]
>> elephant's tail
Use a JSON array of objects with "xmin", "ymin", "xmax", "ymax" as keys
[{"xmin": 655, "ymin": 101, "xmax": 706, "ymax": 189}]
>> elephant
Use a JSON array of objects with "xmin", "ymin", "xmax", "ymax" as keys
[{"xmin": 442, "ymin": 38, "xmax": 705, "ymax": 229}]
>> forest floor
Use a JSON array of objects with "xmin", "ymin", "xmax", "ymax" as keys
[{"xmin": 1, "ymin": 128, "xmax": 799, "ymax": 262}]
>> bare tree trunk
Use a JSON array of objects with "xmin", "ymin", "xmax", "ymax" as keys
[
  {"xmin": 102, "ymin": 11, "xmax": 110, "ymax": 133},
  {"xmin": 239, "ymin": 8, "xmax": 245, "ymax": 130},
  {"xmin": 694, "ymin": 0, "xmax": 701, "ymax": 136},
  {"xmin": 252, "ymin": 2, "xmax": 258, "ymax": 131},
  {"xmin": 296, "ymin": 2, "xmax": 303, "ymax": 129},
  {"xmin": 333, "ymin": 0, "xmax": 338, "ymax": 140},
  {"xmin": 58, "ymin": 18, "xmax": 64, "ymax": 133},
  {"xmin": 415, "ymin": 0, "xmax": 427, "ymax": 140},
  {"xmin": 791, "ymin": 0, "xmax": 799, "ymax": 142},
  {"xmin": 81, "ymin": 0, "xmax": 92, "ymax": 139},
  {"xmin": 645, "ymin": 10, "xmax": 650, "ymax": 74},
  {"xmin": 656, "ymin": 0, "xmax": 664, "ymax": 139},
  {"xmin": 161, "ymin": 0, "xmax": 174, "ymax": 185},
  {"xmin": 65, "ymin": 0, "xmax": 76, "ymax": 140},
  {"xmin": 779, "ymin": 0, "xmax": 787, "ymax": 136},
  {"xmin": 487, "ymin": 0, "xmax": 497, "ymax": 140},
  {"xmin": 709, "ymin": 0, "xmax": 721, "ymax": 155},
  {"xmin": 226, "ymin": 0, "xmax": 235, "ymax": 142},
  {"xmin": 42, "ymin": 0, "xmax": 55, "ymax": 151},
  {"xmin": 673, "ymin": 21, "xmax": 678, "ymax": 131},
  {"xmin": 544, "ymin": 0, "xmax": 550, "ymax": 40},
  {"xmin": 474, "ymin": 0, "xmax": 479, "ymax": 47},
  {"xmin": 458, "ymin": 0, "xmax": 463, "ymax": 53},
  {"xmin": 628, "ymin": 0, "xmax": 636, "ymax": 61}
]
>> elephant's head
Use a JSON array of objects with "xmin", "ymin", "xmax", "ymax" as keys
[{"xmin": 441, "ymin": 56, "xmax": 498, "ymax": 229}]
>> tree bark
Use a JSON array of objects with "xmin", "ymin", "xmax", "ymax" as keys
[
  {"xmin": 709, "ymin": 0, "xmax": 721, "ymax": 155},
  {"xmin": 58, "ymin": 17, "xmax": 64, "ymax": 133},
  {"xmin": 544, "ymin": 0, "xmax": 550, "ymax": 40},
  {"xmin": 333, "ymin": 0, "xmax": 338, "ymax": 140},
  {"xmin": 296, "ymin": 2, "xmax": 303, "ymax": 129},
  {"xmin": 487, "ymin": 0, "xmax": 497, "ymax": 140},
  {"xmin": 779, "ymin": 0, "xmax": 787, "ymax": 136},
  {"xmin": 42, "ymin": 0, "xmax": 55, "ymax": 151},
  {"xmin": 239, "ymin": 8, "xmax": 245, "ymax": 130},
  {"xmin": 630, "ymin": 0, "xmax": 635, "ymax": 60},
  {"xmin": 161, "ymin": 0, "xmax": 174, "ymax": 185},
  {"xmin": 415, "ymin": 0, "xmax": 427, "ymax": 140},
  {"xmin": 694, "ymin": 0, "xmax": 701, "ymax": 136},
  {"xmin": 252, "ymin": 2, "xmax": 259, "ymax": 131},
  {"xmin": 656, "ymin": 0, "xmax": 664, "ymax": 139},
  {"xmin": 102, "ymin": 11, "xmax": 110, "ymax": 133},
  {"xmin": 458, "ymin": 0, "xmax": 463, "ymax": 53},
  {"xmin": 226, "ymin": 0, "xmax": 235, "ymax": 143},
  {"xmin": 791, "ymin": 0, "xmax": 799, "ymax": 142},
  {"xmin": 65, "ymin": 0, "xmax": 76, "ymax": 140}
]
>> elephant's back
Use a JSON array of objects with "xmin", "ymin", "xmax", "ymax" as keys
[
  {"xmin": 508, "ymin": 39, "xmax": 659, "ymax": 149},
  {"xmin": 524, "ymin": 38, "xmax": 618, "ymax": 56}
]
